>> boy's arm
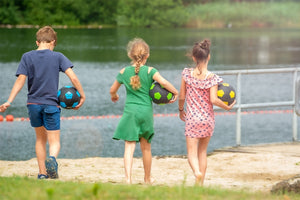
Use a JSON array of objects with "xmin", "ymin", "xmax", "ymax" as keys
[
  {"xmin": 64, "ymin": 68, "xmax": 85, "ymax": 109},
  {"xmin": 0, "ymin": 74, "xmax": 26, "ymax": 112}
]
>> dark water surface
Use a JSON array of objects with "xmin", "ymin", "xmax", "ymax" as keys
[{"xmin": 0, "ymin": 28, "xmax": 299, "ymax": 160}]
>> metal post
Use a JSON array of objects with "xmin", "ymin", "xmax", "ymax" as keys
[
  {"xmin": 236, "ymin": 72, "xmax": 242, "ymax": 146},
  {"xmin": 293, "ymin": 69, "xmax": 298, "ymax": 141},
  {"xmin": 215, "ymin": 67, "xmax": 299, "ymax": 146},
  {"xmin": 293, "ymin": 111, "xmax": 297, "ymax": 141}
]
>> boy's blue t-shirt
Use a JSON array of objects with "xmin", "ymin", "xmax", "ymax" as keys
[{"xmin": 16, "ymin": 49, "xmax": 73, "ymax": 106}]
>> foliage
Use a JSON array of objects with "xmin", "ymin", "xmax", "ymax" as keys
[
  {"xmin": 0, "ymin": 0, "xmax": 21, "ymax": 25},
  {"xmin": 0, "ymin": 0, "xmax": 299, "ymax": 28},
  {"xmin": 116, "ymin": 0, "xmax": 188, "ymax": 27},
  {"xmin": 0, "ymin": 0, "xmax": 118, "ymax": 26},
  {"xmin": 1, "ymin": 176, "xmax": 299, "ymax": 200},
  {"xmin": 182, "ymin": 0, "xmax": 299, "ymax": 4},
  {"xmin": 186, "ymin": 2, "xmax": 300, "ymax": 28},
  {"xmin": 23, "ymin": 0, "xmax": 79, "ymax": 25}
]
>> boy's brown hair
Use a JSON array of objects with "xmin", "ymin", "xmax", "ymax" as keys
[{"xmin": 36, "ymin": 26, "xmax": 57, "ymax": 45}]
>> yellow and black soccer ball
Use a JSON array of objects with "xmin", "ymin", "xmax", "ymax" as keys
[{"xmin": 217, "ymin": 83, "xmax": 236, "ymax": 106}]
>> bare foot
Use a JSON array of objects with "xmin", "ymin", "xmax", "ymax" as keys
[
  {"xmin": 125, "ymin": 178, "xmax": 131, "ymax": 184},
  {"xmin": 195, "ymin": 173, "xmax": 202, "ymax": 186},
  {"xmin": 144, "ymin": 177, "xmax": 155, "ymax": 185}
]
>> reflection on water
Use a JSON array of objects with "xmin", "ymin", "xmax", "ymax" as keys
[
  {"xmin": 258, "ymin": 36, "xmax": 270, "ymax": 64},
  {"xmin": 0, "ymin": 28, "xmax": 300, "ymax": 160},
  {"xmin": 1, "ymin": 28, "xmax": 300, "ymax": 66}
]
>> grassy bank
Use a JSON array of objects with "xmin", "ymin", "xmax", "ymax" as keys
[
  {"xmin": 0, "ymin": 176, "xmax": 298, "ymax": 200},
  {"xmin": 1, "ymin": 2, "xmax": 300, "ymax": 29},
  {"xmin": 186, "ymin": 2, "xmax": 300, "ymax": 28}
]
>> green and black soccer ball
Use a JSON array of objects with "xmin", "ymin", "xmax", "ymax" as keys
[
  {"xmin": 57, "ymin": 86, "xmax": 80, "ymax": 109},
  {"xmin": 149, "ymin": 82, "xmax": 173, "ymax": 104},
  {"xmin": 217, "ymin": 83, "xmax": 236, "ymax": 106}
]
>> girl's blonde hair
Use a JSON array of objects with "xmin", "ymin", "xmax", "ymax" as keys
[{"xmin": 127, "ymin": 38, "xmax": 149, "ymax": 90}]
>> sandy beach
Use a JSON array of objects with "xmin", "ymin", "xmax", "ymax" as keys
[{"xmin": 0, "ymin": 142, "xmax": 299, "ymax": 193}]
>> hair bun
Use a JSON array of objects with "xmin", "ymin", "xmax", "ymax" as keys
[{"xmin": 200, "ymin": 39, "xmax": 211, "ymax": 49}]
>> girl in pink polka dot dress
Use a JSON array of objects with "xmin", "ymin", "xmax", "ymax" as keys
[{"xmin": 178, "ymin": 39, "xmax": 235, "ymax": 185}]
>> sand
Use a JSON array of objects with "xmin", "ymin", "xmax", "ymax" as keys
[{"xmin": 1, "ymin": 142, "xmax": 300, "ymax": 193}]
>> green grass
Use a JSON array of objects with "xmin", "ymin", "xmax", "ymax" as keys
[
  {"xmin": 186, "ymin": 2, "xmax": 300, "ymax": 28},
  {"xmin": 0, "ymin": 176, "xmax": 299, "ymax": 200}
]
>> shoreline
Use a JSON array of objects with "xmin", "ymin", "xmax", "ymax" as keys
[
  {"xmin": 0, "ymin": 142, "xmax": 299, "ymax": 192},
  {"xmin": 1, "ymin": 24, "xmax": 300, "ymax": 30}
]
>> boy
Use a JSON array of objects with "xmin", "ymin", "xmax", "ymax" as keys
[{"xmin": 0, "ymin": 26, "xmax": 85, "ymax": 179}]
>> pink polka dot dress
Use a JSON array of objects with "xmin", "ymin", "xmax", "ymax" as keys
[{"xmin": 182, "ymin": 68, "xmax": 223, "ymax": 138}]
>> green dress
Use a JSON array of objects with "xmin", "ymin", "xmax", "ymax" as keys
[{"xmin": 113, "ymin": 65, "xmax": 158, "ymax": 143}]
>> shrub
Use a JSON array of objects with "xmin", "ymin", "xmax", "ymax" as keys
[{"xmin": 117, "ymin": 0, "xmax": 188, "ymax": 27}]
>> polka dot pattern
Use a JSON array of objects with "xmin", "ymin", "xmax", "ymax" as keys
[{"xmin": 182, "ymin": 68, "xmax": 223, "ymax": 138}]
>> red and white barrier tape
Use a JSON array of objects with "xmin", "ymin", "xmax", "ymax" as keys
[{"xmin": 0, "ymin": 109, "xmax": 294, "ymax": 122}]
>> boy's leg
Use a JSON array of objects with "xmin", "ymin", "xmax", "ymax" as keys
[
  {"xmin": 186, "ymin": 137, "xmax": 202, "ymax": 184},
  {"xmin": 198, "ymin": 136, "xmax": 211, "ymax": 185},
  {"xmin": 124, "ymin": 141, "xmax": 136, "ymax": 184},
  {"xmin": 28, "ymin": 104, "xmax": 60, "ymax": 178},
  {"xmin": 45, "ymin": 130, "xmax": 60, "ymax": 179},
  {"xmin": 28, "ymin": 104, "xmax": 48, "ymax": 177},
  {"xmin": 47, "ymin": 130, "xmax": 60, "ymax": 158},
  {"xmin": 140, "ymin": 138, "xmax": 152, "ymax": 184},
  {"xmin": 43, "ymin": 105, "xmax": 61, "ymax": 179},
  {"xmin": 35, "ymin": 126, "xmax": 47, "ymax": 175}
]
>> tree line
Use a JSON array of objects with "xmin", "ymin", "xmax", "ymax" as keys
[{"xmin": 0, "ymin": 0, "xmax": 298, "ymax": 28}]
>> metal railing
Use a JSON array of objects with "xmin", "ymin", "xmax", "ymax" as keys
[{"xmin": 214, "ymin": 67, "xmax": 299, "ymax": 146}]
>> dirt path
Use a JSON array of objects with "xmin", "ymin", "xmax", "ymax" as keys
[{"xmin": 1, "ymin": 142, "xmax": 299, "ymax": 193}]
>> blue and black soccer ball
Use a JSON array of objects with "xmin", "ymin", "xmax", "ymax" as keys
[
  {"xmin": 57, "ymin": 86, "xmax": 80, "ymax": 109},
  {"xmin": 149, "ymin": 82, "xmax": 173, "ymax": 105}
]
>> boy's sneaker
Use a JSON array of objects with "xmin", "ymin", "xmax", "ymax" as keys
[
  {"xmin": 37, "ymin": 174, "xmax": 49, "ymax": 179},
  {"xmin": 45, "ymin": 156, "xmax": 58, "ymax": 179}
]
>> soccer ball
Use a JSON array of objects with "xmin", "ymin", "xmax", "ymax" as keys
[
  {"xmin": 149, "ymin": 82, "xmax": 173, "ymax": 104},
  {"xmin": 217, "ymin": 83, "xmax": 236, "ymax": 106},
  {"xmin": 57, "ymin": 86, "xmax": 80, "ymax": 109}
]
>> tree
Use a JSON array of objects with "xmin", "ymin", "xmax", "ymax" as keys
[
  {"xmin": 117, "ymin": 0, "xmax": 188, "ymax": 27},
  {"xmin": 0, "ymin": 0, "xmax": 21, "ymax": 24}
]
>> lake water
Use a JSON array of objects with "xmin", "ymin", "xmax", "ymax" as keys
[{"xmin": 0, "ymin": 27, "xmax": 300, "ymax": 160}]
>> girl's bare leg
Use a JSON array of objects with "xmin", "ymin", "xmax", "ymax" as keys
[
  {"xmin": 198, "ymin": 136, "xmax": 211, "ymax": 185},
  {"xmin": 140, "ymin": 137, "xmax": 152, "ymax": 184},
  {"xmin": 124, "ymin": 141, "xmax": 136, "ymax": 184},
  {"xmin": 186, "ymin": 137, "xmax": 202, "ymax": 184}
]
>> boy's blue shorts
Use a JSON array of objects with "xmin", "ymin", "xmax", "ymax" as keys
[{"xmin": 27, "ymin": 104, "xmax": 61, "ymax": 130}]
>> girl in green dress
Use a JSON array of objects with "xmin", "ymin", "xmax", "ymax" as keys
[{"xmin": 110, "ymin": 38, "xmax": 178, "ymax": 184}]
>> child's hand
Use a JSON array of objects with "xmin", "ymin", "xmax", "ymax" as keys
[
  {"xmin": 73, "ymin": 96, "xmax": 85, "ymax": 110},
  {"xmin": 227, "ymin": 100, "xmax": 236, "ymax": 111},
  {"xmin": 0, "ymin": 102, "xmax": 11, "ymax": 112},
  {"xmin": 168, "ymin": 93, "xmax": 178, "ymax": 104},
  {"xmin": 111, "ymin": 94, "xmax": 119, "ymax": 102},
  {"xmin": 179, "ymin": 110, "xmax": 186, "ymax": 122}
]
